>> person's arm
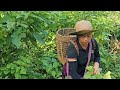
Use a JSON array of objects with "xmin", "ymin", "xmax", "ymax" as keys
[
  {"xmin": 67, "ymin": 43, "xmax": 81, "ymax": 79},
  {"xmin": 68, "ymin": 61, "xmax": 82, "ymax": 79},
  {"xmin": 93, "ymin": 39, "xmax": 100, "ymax": 74}
]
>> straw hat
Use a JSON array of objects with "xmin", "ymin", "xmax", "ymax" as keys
[{"xmin": 70, "ymin": 20, "xmax": 97, "ymax": 35}]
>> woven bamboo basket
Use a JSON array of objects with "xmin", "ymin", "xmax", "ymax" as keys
[{"xmin": 56, "ymin": 28, "xmax": 77, "ymax": 65}]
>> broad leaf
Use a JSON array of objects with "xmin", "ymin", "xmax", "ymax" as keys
[
  {"xmin": 11, "ymin": 36, "xmax": 21, "ymax": 48},
  {"xmin": 33, "ymin": 32, "xmax": 44, "ymax": 45}
]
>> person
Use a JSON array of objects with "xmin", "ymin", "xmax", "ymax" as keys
[{"xmin": 65, "ymin": 20, "xmax": 100, "ymax": 79}]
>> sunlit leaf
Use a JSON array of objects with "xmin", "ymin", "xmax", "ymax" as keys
[
  {"xmin": 20, "ymin": 67, "xmax": 26, "ymax": 74},
  {"xmin": 15, "ymin": 72, "xmax": 21, "ymax": 79}
]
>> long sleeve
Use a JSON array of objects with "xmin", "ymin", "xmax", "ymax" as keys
[
  {"xmin": 67, "ymin": 43, "xmax": 82, "ymax": 79},
  {"xmin": 68, "ymin": 61, "xmax": 82, "ymax": 79}
]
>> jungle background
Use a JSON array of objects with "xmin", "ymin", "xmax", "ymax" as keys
[{"xmin": 0, "ymin": 11, "xmax": 120, "ymax": 79}]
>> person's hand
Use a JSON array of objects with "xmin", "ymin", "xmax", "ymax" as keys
[{"xmin": 93, "ymin": 62, "xmax": 100, "ymax": 74}]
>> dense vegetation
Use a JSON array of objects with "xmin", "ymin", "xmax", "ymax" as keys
[{"xmin": 0, "ymin": 11, "xmax": 120, "ymax": 79}]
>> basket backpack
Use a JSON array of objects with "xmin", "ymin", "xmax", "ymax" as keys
[{"xmin": 56, "ymin": 29, "xmax": 96, "ymax": 78}]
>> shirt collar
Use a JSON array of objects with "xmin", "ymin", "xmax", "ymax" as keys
[{"xmin": 76, "ymin": 40, "xmax": 89, "ymax": 51}]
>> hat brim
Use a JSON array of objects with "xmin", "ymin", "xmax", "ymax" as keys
[{"xmin": 69, "ymin": 30, "xmax": 97, "ymax": 35}]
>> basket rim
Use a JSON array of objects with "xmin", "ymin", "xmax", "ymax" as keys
[{"xmin": 56, "ymin": 28, "xmax": 76, "ymax": 37}]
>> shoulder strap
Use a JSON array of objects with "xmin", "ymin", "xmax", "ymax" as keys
[
  {"xmin": 65, "ymin": 40, "xmax": 79, "ymax": 63},
  {"xmin": 84, "ymin": 40, "xmax": 92, "ymax": 75},
  {"xmin": 86, "ymin": 40, "xmax": 92, "ymax": 66},
  {"xmin": 65, "ymin": 40, "xmax": 79, "ymax": 79},
  {"xmin": 70, "ymin": 40, "xmax": 79, "ymax": 56},
  {"xmin": 92, "ymin": 38, "xmax": 96, "ymax": 50}
]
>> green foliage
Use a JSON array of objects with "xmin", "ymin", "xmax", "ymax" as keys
[
  {"xmin": 83, "ymin": 66, "xmax": 112, "ymax": 79},
  {"xmin": 0, "ymin": 11, "xmax": 120, "ymax": 79}
]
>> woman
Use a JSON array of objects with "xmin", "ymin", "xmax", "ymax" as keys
[{"xmin": 64, "ymin": 20, "xmax": 100, "ymax": 79}]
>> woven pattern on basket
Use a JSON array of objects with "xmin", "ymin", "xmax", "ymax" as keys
[{"xmin": 56, "ymin": 28, "xmax": 77, "ymax": 65}]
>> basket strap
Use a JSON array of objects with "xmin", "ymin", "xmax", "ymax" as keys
[
  {"xmin": 84, "ymin": 40, "xmax": 92, "ymax": 75},
  {"xmin": 66, "ymin": 40, "xmax": 79, "ymax": 78},
  {"xmin": 66, "ymin": 61, "xmax": 69, "ymax": 76},
  {"xmin": 70, "ymin": 40, "xmax": 79, "ymax": 56}
]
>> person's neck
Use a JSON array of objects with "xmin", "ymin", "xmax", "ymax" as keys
[{"xmin": 79, "ymin": 41, "xmax": 88, "ymax": 50}]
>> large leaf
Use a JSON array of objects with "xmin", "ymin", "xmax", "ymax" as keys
[
  {"xmin": 36, "ymin": 27, "xmax": 48, "ymax": 37},
  {"xmin": 11, "ymin": 36, "xmax": 21, "ymax": 48},
  {"xmin": 7, "ymin": 21, "xmax": 15, "ymax": 30},
  {"xmin": 33, "ymin": 32, "xmax": 44, "ymax": 45},
  {"xmin": 41, "ymin": 30, "xmax": 48, "ymax": 37}
]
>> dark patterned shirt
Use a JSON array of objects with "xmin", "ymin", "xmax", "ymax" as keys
[{"xmin": 67, "ymin": 38, "xmax": 100, "ymax": 79}]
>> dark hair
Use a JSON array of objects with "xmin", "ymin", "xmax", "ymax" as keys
[{"xmin": 77, "ymin": 34, "xmax": 84, "ymax": 41}]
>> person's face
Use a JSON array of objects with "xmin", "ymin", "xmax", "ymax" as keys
[{"xmin": 78, "ymin": 32, "xmax": 92, "ymax": 46}]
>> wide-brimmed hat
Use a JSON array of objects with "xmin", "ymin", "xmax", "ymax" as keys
[{"xmin": 70, "ymin": 20, "xmax": 97, "ymax": 35}]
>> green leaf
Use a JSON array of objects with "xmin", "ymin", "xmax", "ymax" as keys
[
  {"xmin": 11, "ymin": 28, "xmax": 22, "ymax": 39},
  {"xmin": 16, "ymin": 60, "xmax": 22, "ymax": 65},
  {"xmin": 0, "ymin": 77, "xmax": 2, "ymax": 79},
  {"xmin": 53, "ymin": 62, "xmax": 59, "ymax": 68},
  {"xmin": 51, "ymin": 58, "xmax": 57, "ymax": 62},
  {"xmin": 56, "ymin": 72, "xmax": 62, "ymax": 77},
  {"xmin": 16, "ymin": 67, "xmax": 20, "ymax": 73},
  {"xmin": 91, "ymin": 75, "xmax": 97, "ymax": 79},
  {"xmin": 46, "ymin": 67, "xmax": 51, "ymax": 73},
  {"xmin": 20, "ymin": 75, "xmax": 27, "ymax": 79},
  {"xmin": 27, "ymin": 33, "xmax": 37, "ymax": 47},
  {"xmin": 4, "ymin": 70, "xmax": 9, "ymax": 75},
  {"xmin": 19, "ymin": 23, "xmax": 28, "ymax": 28},
  {"xmin": 0, "ymin": 70, "xmax": 2, "ymax": 76},
  {"xmin": 44, "ymin": 57, "xmax": 51, "ymax": 61},
  {"xmin": 33, "ymin": 32, "xmax": 44, "ymax": 45},
  {"xmin": 101, "ymin": 58, "xmax": 107, "ymax": 64},
  {"xmin": 15, "ymin": 72, "xmax": 21, "ymax": 79},
  {"xmin": 11, "ymin": 63, "xmax": 17, "ymax": 69},
  {"xmin": 57, "ymin": 77, "xmax": 62, "ymax": 79},
  {"xmin": 83, "ymin": 72, "xmax": 91, "ymax": 79},
  {"xmin": 41, "ymin": 60, "xmax": 48, "ymax": 66},
  {"xmin": 20, "ymin": 67, "xmax": 26, "ymax": 74},
  {"xmin": 11, "ymin": 36, "xmax": 21, "ymax": 48},
  {"xmin": 30, "ymin": 14, "xmax": 45, "ymax": 22},
  {"xmin": 46, "ymin": 64, "xmax": 52, "ymax": 73},
  {"xmin": 4, "ymin": 76, "xmax": 9, "ymax": 79},
  {"xmin": 25, "ymin": 59, "xmax": 31, "ymax": 64},
  {"xmin": 19, "ymin": 33, "xmax": 26, "ymax": 39},
  {"xmin": 21, "ymin": 62, "xmax": 27, "ymax": 66},
  {"xmin": 86, "ymin": 66, "xmax": 94, "ymax": 72},
  {"xmin": 51, "ymin": 71, "xmax": 56, "ymax": 77},
  {"xmin": 11, "ymin": 69, "xmax": 15, "ymax": 74},
  {"xmin": 7, "ymin": 21, "xmax": 15, "ymax": 30},
  {"xmin": 6, "ymin": 64, "xmax": 11, "ymax": 69},
  {"xmin": 1, "ymin": 58, "xmax": 5, "ymax": 64},
  {"xmin": 41, "ymin": 30, "xmax": 48, "ymax": 37}
]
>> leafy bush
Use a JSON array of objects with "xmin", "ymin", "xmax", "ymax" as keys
[
  {"xmin": 0, "ymin": 11, "xmax": 120, "ymax": 79},
  {"xmin": 83, "ymin": 66, "xmax": 112, "ymax": 79}
]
